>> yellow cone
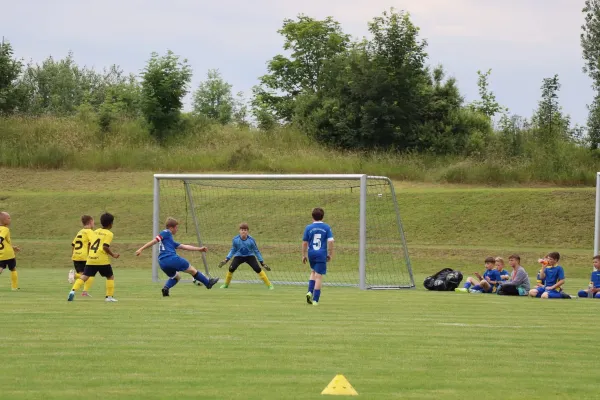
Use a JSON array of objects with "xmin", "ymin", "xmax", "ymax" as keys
[{"xmin": 321, "ymin": 374, "xmax": 358, "ymax": 396}]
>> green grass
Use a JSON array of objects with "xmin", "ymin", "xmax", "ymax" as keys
[{"xmin": 0, "ymin": 269, "xmax": 597, "ymax": 399}]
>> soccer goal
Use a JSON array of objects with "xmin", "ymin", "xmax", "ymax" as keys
[
  {"xmin": 595, "ymin": 172, "xmax": 600, "ymax": 256},
  {"xmin": 152, "ymin": 174, "xmax": 414, "ymax": 290}
]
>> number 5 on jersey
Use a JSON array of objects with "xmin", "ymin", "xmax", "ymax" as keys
[{"xmin": 312, "ymin": 234, "xmax": 322, "ymax": 250}]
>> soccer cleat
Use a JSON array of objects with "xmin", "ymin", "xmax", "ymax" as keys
[
  {"xmin": 454, "ymin": 288, "xmax": 468, "ymax": 293},
  {"xmin": 217, "ymin": 260, "xmax": 227, "ymax": 268},
  {"xmin": 105, "ymin": 296, "xmax": 118, "ymax": 302},
  {"xmin": 67, "ymin": 290, "xmax": 75, "ymax": 301},
  {"xmin": 161, "ymin": 288, "xmax": 170, "ymax": 297},
  {"xmin": 68, "ymin": 269, "xmax": 75, "ymax": 284},
  {"xmin": 268, "ymin": 284, "xmax": 274, "ymax": 290},
  {"xmin": 206, "ymin": 277, "xmax": 219, "ymax": 289},
  {"xmin": 81, "ymin": 291, "xmax": 92, "ymax": 297},
  {"xmin": 262, "ymin": 263, "xmax": 271, "ymax": 271},
  {"xmin": 220, "ymin": 283, "xmax": 229, "ymax": 289},
  {"xmin": 306, "ymin": 292, "xmax": 313, "ymax": 304},
  {"xmin": 312, "ymin": 301, "xmax": 319, "ymax": 306},
  {"xmin": 11, "ymin": 288, "xmax": 20, "ymax": 291},
  {"xmin": 470, "ymin": 290, "xmax": 482, "ymax": 294}
]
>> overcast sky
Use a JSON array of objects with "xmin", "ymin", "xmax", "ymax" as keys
[{"xmin": 3, "ymin": 0, "xmax": 594, "ymax": 124}]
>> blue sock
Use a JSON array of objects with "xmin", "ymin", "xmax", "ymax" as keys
[
  {"xmin": 308, "ymin": 280, "xmax": 315, "ymax": 293},
  {"xmin": 464, "ymin": 282, "xmax": 472, "ymax": 290},
  {"xmin": 578, "ymin": 290, "xmax": 588, "ymax": 298},
  {"xmin": 165, "ymin": 278, "xmax": 178, "ymax": 289},
  {"xmin": 194, "ymin": 272, "xmax": 209, "ymax": 286},
  {"xmin": 313, "ymin": 289, "xmax": 321, "ymax": 302}
]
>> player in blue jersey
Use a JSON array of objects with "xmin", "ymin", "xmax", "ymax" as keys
[
  {"xmin": 302, "ymin": 207, "xmax": 334, "ymax": 306},
  {"xmin": 218, "ymin": 223, "xmax": 273, "ymax": 290},
  {"xmin": 495, "ymin": 257, "xmax": 510, "ymax": 282},
  {"xmin": 455, "ymin": 257, "xmax": 501, "ymax": 293},
  {"xmin": 578, "ymin": 255, "xmax": 600, "ymax": 298},
  {"xmin": 135, "ymin": 217, "xmax": 219, "ymax": 296},
  {"xmin": 528, "ymin": 252, "xmax": 566, "ymax": 299}
]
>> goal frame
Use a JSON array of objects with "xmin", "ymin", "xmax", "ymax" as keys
[
  {"xmin": 595, "ymin": 172, "xmax": 600, "ymax": 256},
  {"xmin": 152, "ymin": 174, "xmax": 414, "ymax": 290}
]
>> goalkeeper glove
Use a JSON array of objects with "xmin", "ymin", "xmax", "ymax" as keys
[
  {"xmin": 218, "ymin": 259, "xmax": 228, "ymax": 268},
  {"xmin": 260, "ymin": 261, "xmax": 271, "ymax": 271}
]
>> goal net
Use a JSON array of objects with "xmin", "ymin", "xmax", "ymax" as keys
[{"xmin": 152, "ymin": 174, "xmax": 414, "ymax": 289}]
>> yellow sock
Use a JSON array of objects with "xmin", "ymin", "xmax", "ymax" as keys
[
  {"xmin": 83, "ymin": 276, "xmax": 94, "ymax": 292},
  {"xmin": 106, "ymin": 280, "xmax": 115, "ymax": 297},
  {"xmin": 75, "ymin": 273, "xmax": 81, "ymax": 280},
  {"xmin": 10, "ymin": 270, "xmax": 18, "ymax": 289},
  {"xmin": 72, "ymin": 278, "xmax": 85, "ymax": 291},
  {"xmin": 258, "ymin": 271, "xmax": 271, "ymax": 286},
  {"xmin": 225, "ymin": 272, "xmax": 233, "ymax": 285}
]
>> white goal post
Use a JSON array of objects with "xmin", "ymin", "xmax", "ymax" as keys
[
  {"xmin": 595, "ymin": 172, "xmax": 600, "ymax": 256},
  {"xmin": 152, "ymin": 174, "xmax": 414, "ymax": 290}
]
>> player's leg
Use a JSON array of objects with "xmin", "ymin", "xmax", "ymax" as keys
[
  {"xmin": 185, "ymin": 263, "xmax": 219, "ymax": 289},
  {"xmin": 69, "ymin": 266, "xmax": 95, "ymax": 301},
  {"xmin": 222, "ymin": 257, "xmax": 242, "ymax": 288},
  {"xmin": 462, "ymin": 277, "xmax": 479, "ymax": 291},
  {"xmin": 6, "ymin": 259, "xmax": 18, "ymax": 290},
  {"xmin": 100, "ymin": 266, "xmax": 117, "ymax": 302},
  {"xmin": 311, "ymin": 262, "xmax": 327, "ymax": 305},
  {"xmin": 595, "ymin": 292, "xmax": 600, "ymax": 299},
  {"xmin": 306, "ymin": 269, "xmax": 316, "ymax": 304},
  {"xmin": 74, "ymin": 262, "xmax": 94, "ymax": 297},
  {"xmin": 578, "ymin": 289, "xmax": 589, "ymax": 297},
  {"xmin": 248, "ymin": 257, "xmax": 273, "ymax": 289},
  {"xmin": 478, "ymin": 280, "xmax": 491, "ymax": 292},
  {"xmin": 529, "ymin": 287, "xmax": 543, "ymax": 297}
]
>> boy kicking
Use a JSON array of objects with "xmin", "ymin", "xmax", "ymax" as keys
[
  {"xmin": 68, "ymin": 213, "xmax": 119, "ymax": 302},
  {"xmin": 136, "ymin": 217, "xmax": 219, "ymax": 296},
  {"xmin": 303, "ymin": 207, "xmax": 334, "ymax": 306},
  {"xmin": 528, "ymin": 252, "xmax": 565, "ymax": 299},
  {"xmin": 68, "ymin": 215, "xmax": 96, "ymax": 297},
  {"xmin": 0, "ymin": 212, "xmax": 21, "ymax": 291},
  {"xmin": 218, "ymin": 223, "xmax": 273, "ymax": 289},
  {"xmin": 455, "ymin": 257, "xmax": 501, "ymax": 293}
]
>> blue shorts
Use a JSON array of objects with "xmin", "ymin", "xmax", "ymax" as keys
[
  {"xmin": 535, "ymin": 287, "xmax": 563, "ymax": 298},
  {"xmin": 309, "ymin": 260, "xmax": 327, "ymax": 275},
  {"xmin": 159, "ymin": 256, "xmax": 190, "ymax": 278}
]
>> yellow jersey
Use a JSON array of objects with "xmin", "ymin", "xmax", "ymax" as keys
[
  {"xmin": 71, "ymin": 228, "xmax": 95, "ymax": 262},
  {"xmin": 0, "ymin": 226, "xmax": 15, "ymax": 261},
  {"xmin": 86, "ymin": 228, "xmax": 114, "ymax": 266}
]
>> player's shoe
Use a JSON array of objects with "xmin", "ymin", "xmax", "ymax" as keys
[
  {"xmin": 67, "ymin": 290, "xmax": 75, "ymax": 301},
  {"xmin": 469, "ymin": 290, "xmax": 482, "ymax": 294},
  {"xmin": 81, "ymin": 291, "xmax": 92, "ymax": 297},
  {"xmin": 206, "ymin": 277, "xmax": 219, "ymax": 289},
  {"xmin": 11, "ymin": 288, "xmax": 20, "ymax": 291},
  {"xmin": 312, "ymin": 301, "xmax": 319, "ymax": 306},
  {"xmin": 454, "ymin": 288, "xmax": 468, "ymax": 293},
  {"xmin": 105, "ymin": 296, "xmax": 118, "ymax": 302},
  {"xmin": 217, "ymin": 260, "xmax": 227, "ymax": 268},
  {"xmin": 306, "ymin": 291, "xmax": 313, "ymax": 304},
  {"xmin": 68, "ymin": 269, "xmax": 75, "ymax": 284},
  {"xmin": 220, "ymin": 283, "xmax": 229, "ymax": 289},
  {"xmin": 162, "ymin": 288, "xmax": 170, "ymax": 297},
  {"xmin": 268, "ymin": 284, "xmax": 274, "ymax": 290}
]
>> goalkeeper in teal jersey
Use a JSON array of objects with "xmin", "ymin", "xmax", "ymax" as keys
[{"xmin": 218, "ymin": 223, "xmax": 273, "ymax": 290}]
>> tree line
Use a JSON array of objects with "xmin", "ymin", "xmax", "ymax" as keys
[{"xmin": 1, "ymin": 5, "xmax": 600, "ymax": 156}]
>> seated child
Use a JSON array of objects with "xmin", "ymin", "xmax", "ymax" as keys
[{"xmin": 455, "ymin": 257, "xmax": 502, "ymax": 293}]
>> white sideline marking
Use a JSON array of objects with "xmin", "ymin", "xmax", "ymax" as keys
[{"xmin": 437, "ymin": 323, "xmax": 546, "ymax": 329}]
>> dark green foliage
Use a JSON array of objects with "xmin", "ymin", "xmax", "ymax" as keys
[{"xmin": 0, "ymin": 40, "xmax": 24, "ymax": 114}]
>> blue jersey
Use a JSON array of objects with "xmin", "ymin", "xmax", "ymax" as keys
[
  {"xmin": 483, "ymin": 269, "xmax": 501, "ymax": 284},
  {"xmin": 303, "ymin": 222, "xmax": 334, "ymax": 263},
  {"xmin": 226, "ymin": 235, "xmax": 263, "ymax": 262},
  {"xmin": 156, "ymin": 229, "xmax": 180, "ymax": 260},
  {"xmin": 590, "ymin": 270, "xmax": 600, "ymax": 288},
  {"xmin": 542, "ymin": 265, "xmax": 565, "ymax": 287},
  {"xmin": 499, "ymin": 269, "xmax": 510, "ymax": 280}
]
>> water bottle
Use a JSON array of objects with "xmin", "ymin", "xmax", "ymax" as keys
[{"xmin": 588, "ymin": 283, "xmax": 594, "ymax": 298}]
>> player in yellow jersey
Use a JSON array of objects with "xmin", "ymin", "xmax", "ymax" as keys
[
  {"xmin": 68, "ymin": 215, "xmax": 96, "ymax": 297},
  {"xmin": 0, "ymin": 212, "xmax": 21, "ymax": 291},
  {"xmin": 68, "ymin": 213, "xmax": 120, "ymax": 302}
]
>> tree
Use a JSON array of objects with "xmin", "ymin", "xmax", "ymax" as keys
[
  {"xmin": 253, "ymin": 15, "xmax": 350, "ymax": 124},
  {"xmin": 469, "ymin": 69, "xmax": 505, "ymax": 119},
  {"xmin": 582, "ymin": 0, "xmax": 600, "ymax": 147},
  {"xmin": 531, "ymin": 75, "xmax": 570, "ymax": 143},
  {"xmin": 140, "ymin": 50, "xmax": 192, "ymax": 140},
  {"xmin": 0, "ymin": 39, "xmax": 24, "ymax": 114},
  {"xmin": 192, "ymin": 69, "xmax": 234, "ymax": 125}
]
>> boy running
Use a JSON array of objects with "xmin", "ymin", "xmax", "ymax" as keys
[
  {"xmin": 303, "ymin": 207, "xmax": 334, "ymax": 306},
  {"xmin": 68, "ymin": 215, "xmax": 96, "ymax": 297}
]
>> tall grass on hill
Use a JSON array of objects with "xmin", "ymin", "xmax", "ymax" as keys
[{"xmin": 1, "ymin": 115, "xmax": 600, "ymax": 185}]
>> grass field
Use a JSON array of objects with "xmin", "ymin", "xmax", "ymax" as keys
[{"xmin": 1, "ymin": 169, "xmax": 599, "ymax": 399}]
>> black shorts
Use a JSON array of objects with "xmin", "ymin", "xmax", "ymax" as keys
[
  {"xmin": 73, "ymin": 261, "xmax": 87, "ymax": 273},
  {"xmin": 229, "ymin": 256, "xmax": 261, "ymax": 273},
  {"xmin": 0, "ymin": 258, "xmax": 16, "ymax": 271},
  {"xmin": 83, "ymin": 265, "xmax": 114, "ymax": 278}
]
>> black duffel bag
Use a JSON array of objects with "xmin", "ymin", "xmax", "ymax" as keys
[{"xmin": 424, "ymin": 268, "xmax": 463, "ymax": 291}]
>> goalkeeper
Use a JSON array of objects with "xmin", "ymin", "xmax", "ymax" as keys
[{"xmin": 218, "ymin": 223, "xmax": 274, "ymax": 290}]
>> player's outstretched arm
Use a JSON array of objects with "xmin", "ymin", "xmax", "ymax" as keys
[
  {"xmin": 135, "ymin": 238, "xmax": 159, "ymax": 256},
  {"xmin": 177, "ymin": 244, "xmax": 207, "ymax": 252}
]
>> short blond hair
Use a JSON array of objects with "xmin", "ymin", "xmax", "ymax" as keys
[
  {"xmin": 495, "ymin": 256, "xmax": 505, "ymax": 266},
  {"xmin": 165, "ymin": 217, "xmax": 178, "ymax": 228}
]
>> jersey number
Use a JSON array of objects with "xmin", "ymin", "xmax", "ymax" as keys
[
  {"xmin": 312, "ymin": 234, "xmax": 322, "ymax": 250},
  {"xmin": 90, "ymin": 239, "xmax": 101, "ymax": 253},
  {"xmin": 74, "ymin": 235, "xmax": 84, "ymax": 250},
  {"xmin": 0, "ymin": 236, "xmax": 4, "ymax": 251}
]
